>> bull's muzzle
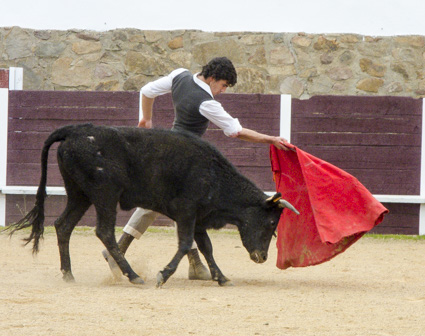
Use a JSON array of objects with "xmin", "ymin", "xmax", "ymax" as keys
[{"xmin": 250, "ymin": 250, "xmax": 267, "ymax": 263}]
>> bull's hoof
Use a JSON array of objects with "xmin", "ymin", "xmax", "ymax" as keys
[
  {"xmin": 156, "ymin": 271, "xmax": 165, "ymax": 288},
  {"xmin": 129, "ymin": 276, "xmax": 145, "ymax": 285},
  {"xmin": 102, "ymin": 249, "xmax": 122, "ymax": 280},
  {"xmin": 218, "ymin": 277, "xmax": 233, "ymax": 287},
  {"xmin": 62, "ymin": 271, "xmax": 75, "ymax": 283}
]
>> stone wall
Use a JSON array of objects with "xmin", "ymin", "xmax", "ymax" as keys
[{"xmin": 0, "ymin": 26, "xmax": 424, "ymax": 98}]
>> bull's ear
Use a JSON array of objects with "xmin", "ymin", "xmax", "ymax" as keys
[{"xmin": 265, "ymin": 192, "xmax": 282, "ymax": 205}]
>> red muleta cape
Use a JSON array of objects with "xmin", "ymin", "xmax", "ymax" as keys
[{"xmin": 270, "ymin": 144, "xmax": 388, "ymax": 269}]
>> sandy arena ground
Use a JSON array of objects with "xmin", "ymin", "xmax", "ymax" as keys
[{"xmin": 0, "ymin": 227, "xmax": 424, "ymax": 336}]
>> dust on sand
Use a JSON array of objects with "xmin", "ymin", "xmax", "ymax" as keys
[{"xmin": 1, "ymin": 228, "xmax": 424, "ymax": 336}]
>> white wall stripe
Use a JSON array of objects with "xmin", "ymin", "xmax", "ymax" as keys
[{"xmin": 0, "ymin": 186, "xmax": 66, "ymax": 195}]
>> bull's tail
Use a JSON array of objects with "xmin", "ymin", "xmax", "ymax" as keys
[{"xmin": 7, "ymin": 125, "xmax": 76, "ymax": 254}]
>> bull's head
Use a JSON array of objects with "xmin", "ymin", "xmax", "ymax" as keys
[{"xmin": 238, "ymin": 192, "xmax": 299, "ymax": 264}]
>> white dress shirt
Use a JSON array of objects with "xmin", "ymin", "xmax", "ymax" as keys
[{"xmin": 141, "ymin": 68, "xmax": 243, "ymax": 137}]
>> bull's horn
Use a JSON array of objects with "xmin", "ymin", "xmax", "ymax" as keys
[
  {"xmin": 266, "ymin": 192, "xmax": 282, "ymax": 203},
  {"xmin": 279, "ymin": 199, "xmax": 300, "ymax": 215}
]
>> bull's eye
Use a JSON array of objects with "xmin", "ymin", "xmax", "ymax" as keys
[{"xmin": 270, "ymin": 220, "xmax": 278, "ymax": 237}]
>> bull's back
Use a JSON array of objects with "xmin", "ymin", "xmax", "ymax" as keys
[
  {"xmin": 125, "ymin": 128, "xmax": 229, "ymax": 193},
  {"xmin": 56, "ymin": 124, "xmax": 134, "ymax": 191},
  {"xmin": 54, "ymin": 124, "xmax": 252, "ymax": 211}
]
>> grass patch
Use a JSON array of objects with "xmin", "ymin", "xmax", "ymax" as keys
[
  {"xmin": 1, "ymin": 225, "xmax": 240, "ymax": 237},
  {"xmin": 365, "ymin": 233, "xmax": 425, "ymax": 241}
]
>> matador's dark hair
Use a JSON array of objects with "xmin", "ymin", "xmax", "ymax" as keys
[{"xmin": 199, "ymin": 57, "xmax": 237, "ymax": 87}]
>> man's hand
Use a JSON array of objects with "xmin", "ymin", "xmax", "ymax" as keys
[
  {"xmin": 236, "ymin": 128, "xmax": 292, "ymax": 150},
  {"xmin": 138, "ymin": 118, "xmax": 152, "ymax": 129},
  {"xmin": 272, "ymin": 137, "xmax": 291, "ymax": 151}
]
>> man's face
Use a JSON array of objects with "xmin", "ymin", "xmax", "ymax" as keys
[{"xmin": 209, "ymin": 79, "xmax": 229, "ymax": 96}]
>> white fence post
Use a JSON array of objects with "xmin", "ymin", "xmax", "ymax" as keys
[
  {"xmin": 0, "ymin": 66, "xmax": 22, "ymax": 226},
  {"xmin": 0, "ymin": 88, "xmax": 8, "ymax": 226},
  {"xmin": 9, "ymin": 67, "xmax": 23, "ymax": 90},
  {"xmin": 280, "ymin": 94, "xmax": 292, "ymax": 142}
]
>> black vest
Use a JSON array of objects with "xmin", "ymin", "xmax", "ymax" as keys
[{"xmin": 171, "ymin": 71, "xmax": 212, "ymax": 137}]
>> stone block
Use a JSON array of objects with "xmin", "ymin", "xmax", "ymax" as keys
[{"xmin": 356, "ymin": 78, "xmax": 384, "ymax": 93}]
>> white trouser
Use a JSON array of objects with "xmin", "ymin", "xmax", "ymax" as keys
[{"xmin": 123, "ymin": 207, "xmax": 198, "ymax": 249}]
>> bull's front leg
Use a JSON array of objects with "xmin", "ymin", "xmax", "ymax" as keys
[
  {"xmin": 194, "ymin": 230, "xmax": 232, "ymax": 286},
  {"xmin": 156, "ymin": 218, "xmax": 195, "ymax": 288},
  {"xmin": 103, "ymin": 243, "xmax": 144, "ymax": 285}
]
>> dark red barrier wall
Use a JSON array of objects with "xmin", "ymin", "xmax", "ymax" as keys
[
  {"xmin": 153, "ymin": 93, "xmax": 280, "ymax": 191},
  {"xmin": 6, "ymin": 92, "xmax": 423, "ymax": 234},
  {"xmin": 7, "ymin": 91, "xmax": 140, "ymax": 186},
  {"xmin": 0, "ymin": 69, "xmax": 8, "ymax": 88},
  {"xmin": 291, "ymin": 95, "xmax": 423, "ymax": 234},
  {"xmin": 6, "ymin": 91, "xmax": 140, "ymax": 227},
  {"xmin": 6, "ymin": 91, "xmax": 280, "ymax": 227}
]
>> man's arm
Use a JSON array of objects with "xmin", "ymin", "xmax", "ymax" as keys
[
  {"xmin": 236, "ymin": 128, "xmax": 290, "ymax": 151},
  {"xmin": 199, "ymin": 101, "xmax": 290, "ymax": 150},
  {"xmin": 138, "ymin": 94, "xmax": 155, "ymax": 128},
  {"xmin": 138, "ymin": 68, "xmax": 187, "ymax": 129}
]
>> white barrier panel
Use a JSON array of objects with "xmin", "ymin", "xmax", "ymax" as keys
[{"xmin": 0, "ymin": 88, "xmax": 9, "ymax": 226}]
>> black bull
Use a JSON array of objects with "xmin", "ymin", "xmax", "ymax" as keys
[{"xmin": 8, "ymin": 124, "xmax": 299, "ymax": 287}]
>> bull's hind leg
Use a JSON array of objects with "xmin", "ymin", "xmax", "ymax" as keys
[
  {"xmin": 94, "ymin": 206, "xmax": 144, "ymax": 285},
  {"xmin": 55, "ymin": 194, "xmax": 91, "ymax": 282},
  {"xmin": 194, "ymin": 230, "xmax": 232, "ymax": 286}
]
